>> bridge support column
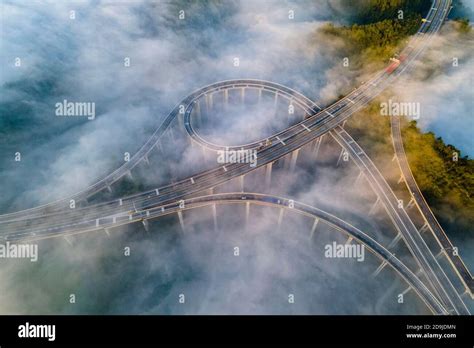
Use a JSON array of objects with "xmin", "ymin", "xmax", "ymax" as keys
[
  {"xmin": 419, "ymin": 222, "xmax": 429, "ymax": 233},
  {"xmin": 156, "ymin": 140, "xmax": 163, "ymax": 153},
  {"xmin": 209, "ymin": 93, "xmax": 213, "ymax": 110},
  {"xmin": 106, "ymin": 185, "xmax": 112, "ymax": 193},
  {"xmin": 224, "ymin": 89, "xmax": 229, "ymax": 109},
  {"xmin": 274, "ymin": 92, "xmax": 278, "ymax": 107},
  {"xmin": 212, "ymin": 204, "xmax": 218, "ymax": 232},
  {"xmin": 401, "ymin": 286, "xmax": 412, "ymax": 296},
  {"xmin": 284, "ymin": 153, "xmax": 291, "ymax": 170},
  {"xmin": 126, "ymin": 170, "xmax": 133, "ymax": 180},
  {"xmin": 143, "ymin": 154, "xmax": 150, "ymax": 166},
  {"xmin": 195, "ymin": 100, "xmax": 201, "ymax": 127},
  {"xmin": 245, "ymin": 202, "xmax": 250, "ymax": 227},
  {"xmin": 435, "ymin": 249, "xmax": 446, "ymax": 260},
  {"xmin": 240, "ymin": 87, "xmax": 245, "ymax": 104},
  {"xmin": 258, "ymin": 88, "xmax": 262, "ymax": 104},
  {"xmin": 372, "ymin": 260, "xmax": 388, "ymax": 278},
  {"xmin": 64, "ymin": 236, "xmax": 74, "ymax": 246},
  {"xmin": 178, "ymin": 111, "xmax": 184, "ymax": 129},
  {"xmin": 397, "ymin": 175, "xmax": 404, "ymax": 184},
  {"xmin": 387, "ymin": 232, "xmax": 402, "ymax": 249},
  {"xmin": 336, "ymin": 148, "xmax": 346, "ymax": 167},
  {"xmin": 313, "ymin": 135, "xmax": 324, "ymax": 159},
  {"xmin": 406, "ymin": 198, "xmax": 415, "ymax": 210},
  {"xmin": 168, "ymin": 126, "xmax": 176, "ymax": 144},
  {"xmin": 345, "ymin": 236, "xmax": 353, "ymax": 245},
  {"xmin": 205, "ymin": 94, "xmax": 209, "ymax": 113},
  {"xmin": 289, "ymin": 149, "xmax": 300, "ymax": 172},
  {"xmin": 369, "ymin": 197, "xmax": 380, "ymax": 216},
  {"xmin": 104, "ymin": 228, "xmax": 111, "ymax": 237},
  {"xmin": 265, "ymin": 162, "xmax": 273, "ymax": 188},
  {"xmin": 309, "ymin": 218, "xmax": 319, "ymax": 239},
  {"xmin": 177, "ymin": 211, "xmax": 185, "ymax": 233},
  {"xmin": 287, "ymin": 100, "xmax": 292, "ymax": 123},
  {"xmin": 388, "ymin": 233, "xmax": 402, "ymax": 249},
  {"xmin": 354, "ymin": 171, "xmax": 364, "ymax": 185},
  {"xmin": 142, "ymin": 220, "xmax": 149, "ymax": 233},
  {"xmin": 392, "ymin": 154, "xmax": 397, "ymax": 162},
  {"xmin": 277, "ymin": 208, "xmax": 284, "ymax": 230},
  {"xmin": 239, "ymin": 175, "xmax": 245, "ymax": 192}
]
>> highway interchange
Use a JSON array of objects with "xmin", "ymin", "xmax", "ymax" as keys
[{"xmin": 1, "ymin": 0, "xmax": 471, "ymax": 315}]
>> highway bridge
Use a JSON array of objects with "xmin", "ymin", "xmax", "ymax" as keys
[
  {"xmin": 0, "ymin": 0, "xmax": 452, "ymax": 223},
  {"xmin": 1, "ymin": 0, "xmax": 471, "ymax": 315},
  {"xmin": 391, "ymin": 116, "xmax": 474, "ymax": 298},
  {"xmin": 330, "ymin": 125, "xmax": 470, "ymax": 314}
]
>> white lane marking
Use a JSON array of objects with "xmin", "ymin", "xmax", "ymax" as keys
[
  {"xmin": 301, "ymin": 124, "xmax": 311, "ymax": 132},
  {"xmin": 276, "ymin": 136, "xmax": 286, "ymax": 145}
]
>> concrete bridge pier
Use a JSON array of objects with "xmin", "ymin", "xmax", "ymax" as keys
[
  {"xmin": 64, "ymin": 235, "xmax": 74, "ymax": 246},
  {"xmin": 388, "ymin": 233, "xmax": 402, "ymax": 249},
  {"xmin": 265, "ymin": 162, "xmax": 273, "ymax": 189},
  {"xmin": 178, "ymin": 111, "xmax": 184, "ymax": 129},
  {"xmin": 368, "ymin": 197, "xmax": 380, "ymax": 216},
  {"xmin": 397, "ymin": 175, "xmax": 404, "ymax": 184},
  {"xmin": 205, "ymin": 94, "xmax": 210, "ymax": 114},
  {"xmin": 142, "ymin": 220, "xmax": 149, "ymax": 232},
  {"xmin": 419, "ymin": 222, "xmax": 429, "ymax": 233},
  {"xmin": 277, "ymin": 208, "xmax": 284, "ymax": 230},
  {"xmin": 245, "ymin": 202, "xmax": 250, "ymax": 227},
  {"xmin": 336, "ymin": 148, "xmax": 346, "ymax": 167},
  {"xmin": 155, "ymin": 140, "xmax": 163, "ymax": 154},
  {"xmin": 239, "ymin": 175, "xmax": 245, "ymax": 192},
  {"xmin": 354, "ymin": 171, "xmax": 364, "ymax": 185},
  {"xmin": 195, "ymin": 100, "xmax": 202, "ymax": 128},
  {"xmin": 224, "ymin": 89, "xmax": 229, "ymax": 109},
  {"xmin": 212, "ymin": 204, "xmax": 218, "ymax": 232},
  {"xmin": 168, "ymin": 126, "xmax": 176, "ymax": 144},
  {"xmin": 435, "ymin": 249, "xmax": 446, "ymax": 260},
  {"xmin": 372, "ymin": 260, "xmax": 388, "ymax": 278},
  {"xmin": 258, "ymin": 88, "xmax": 262, "ymax": 104},
  {"xmin": 240, "ymin": 87, "xmax": 245, "ymax": 104},
  {"xmin": 309, "ymin": 218, "xmax": 319, "ymax": 239},
  {"xmin": 312, "ymin": 135, "xmax": 324, "ymax": 159},
  {"xmin": 289, "ymin": 149, "xmax": 300, "ymax": 172},
  {"xmin": 406, "ymin": 198, "xmax": 415, "ymax": 210},
  {"xmin": 177, "ymin": 211, "xmax": 185, "ymax": 233},
  {"xmin": 209, "ymin": 93, "xmax": 214, "ymax": 110}
]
